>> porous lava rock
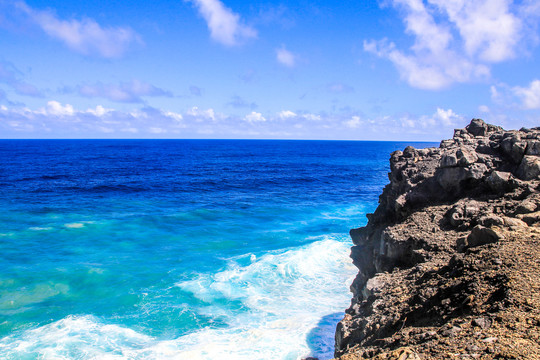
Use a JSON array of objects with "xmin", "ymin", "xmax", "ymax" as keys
[{"xmin": 335, "ymin": 120, "xmax": 540, "ymax": 359}]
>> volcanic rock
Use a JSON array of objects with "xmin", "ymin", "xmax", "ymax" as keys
[{"xmin": 334, "ymin": 120, "xmax": 540, "ymax": 359}]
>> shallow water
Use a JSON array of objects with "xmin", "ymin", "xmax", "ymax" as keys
[{"xmin": 0, "ymin": 140, "xmax": 435, "ymax": 359}]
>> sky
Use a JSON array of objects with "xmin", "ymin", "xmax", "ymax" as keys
[{"xmin": 0, "ymin": 0, "xmax": 539, "ymax": 140}]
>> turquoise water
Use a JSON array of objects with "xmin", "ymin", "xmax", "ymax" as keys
[{"xmin": 0, "ymin": 140, "xmax": 434, "ymax": 359}]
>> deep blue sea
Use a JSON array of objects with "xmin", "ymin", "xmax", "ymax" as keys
[{"xmin": 0, "ymin": 140, "xmax": 434, "ymax": 360}]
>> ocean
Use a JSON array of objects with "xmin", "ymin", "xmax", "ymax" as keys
[{"xmin": 0, "ymin": 140, "xmax": 434, "ymax": 360}]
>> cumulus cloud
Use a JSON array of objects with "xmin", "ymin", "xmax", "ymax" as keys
[
  {"xmin": 86, "ymin": 105, "xmax": 113, "ymax": 117},
  {"xmin": 0, "ymin": 101, "xmax": 189, "ymax": 136},
  {"xmin": 345, "ymin": 115, "xmax": 362, "ymax": 128},
  {"xmin": 278, "ymin": 110, "xmax": 297, "ymax": 119},
  {"xmin": 189, "ymin": 0, "xmax": 256, "ymax": 46},
  {"xmin": 365, "ymin": 0, "xmax": 535, "ymax": 89},
  {"xmin": 45, "ymin": 101, "xmax": 74, "ymax": 116},
  {"xmin": 512, "ymin": 79, "xmax": 540, "ymax": 109},
  {"xmin": 244, "ymin": 111, "xmax": 266, "ymax": 123},
  {"xmin": 0, "ymin": 102, "xmax": 473, "ymax": 140},
  {"xmin": 15, "ymin": 1, "xmax": 140, "ymax": 58},
  {"xmin": 432, "ymin": 107, "xmax": 463, "ymax": 126},
  {"xmin": 186, "ymin": 106, "xmax": 217, "ymax": 121},
  {"xmin": 276, "ymin": 46, "xmax": 296, "ymax": 67},
  {"xmin": 77, "ymin": 80, "xmax": 173, "ymax": 103},
  {"xmin": 0, "ymin": 61, "xmax": 42, "ymax": 97}
]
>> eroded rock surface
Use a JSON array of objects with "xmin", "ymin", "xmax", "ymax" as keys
[{"xmin": 335, "ymin": 120, "xmax": 540, "ymax": 359}]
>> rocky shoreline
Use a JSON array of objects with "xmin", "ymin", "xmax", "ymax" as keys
[{"xmin": 334, "ymin": 120, "xmax": 540, "ymax": 359}]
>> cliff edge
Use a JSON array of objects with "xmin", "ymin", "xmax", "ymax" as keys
[{"xmin": 335, "ymin": 120, "xmax": 540, "ymax": 359}]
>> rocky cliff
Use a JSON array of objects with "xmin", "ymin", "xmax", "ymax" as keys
[{"xmin": 335, "ymin": 120, "xmax": 540, "ymax": 359}]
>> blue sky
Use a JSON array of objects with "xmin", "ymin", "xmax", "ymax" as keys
[{"xmin": 0, "ymin": 0, "xmax": 539, "ymax": 140}]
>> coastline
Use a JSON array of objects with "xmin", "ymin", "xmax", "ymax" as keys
[{"xmin": 335, "ymin": 120, "xmax": 540, "ymax": 359}]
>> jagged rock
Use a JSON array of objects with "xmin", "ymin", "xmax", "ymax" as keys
[
  {"xmin": 436, "ymin": 167, "xmax": 468, "ymax": 191},
  {"xmin": 440, "ymin": 152, "xmax": 458, "ymax": 168},
  {"xmin": 335, "ymin": 119, "xmax": 540, "ymax": 360},
  {"xmin": 501, "ymin": 134, "xmax": 527, "ymax": 163},
  {"xmin": 457, "ymin": 148, "xmax": 478, "ymax": 166},
  {"xmin": 486, "ymin": 171, "xmax": 513, "ymax": 193},
  {"xmin": 402, "ymin": 146, "xmax": 417, "ymax": 158},
  {"xmin": 526, "ymin": 139, "xmax": 540, "ymax": 155},
  {"xmin": 517, "ymin": 155, "xmax": 540, "ymax": 180},
  {"xmin": 466, "ymin": 119, "xmax": 491, "ymax": 136}
]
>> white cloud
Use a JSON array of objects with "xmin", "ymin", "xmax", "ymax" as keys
[
  {"xmin": 244, "ymin": 111, "xmax": 266, "ymax": 123},
  {"xmin": 302, "ymin": 113, "xmax": 321, "ymax": 121},
  {"xmin": 512, "ymin": 79, "xmax": 540, "ymax": 109},
  {"xmin": 164, "ymin": 111, "xmax": 184, "ymax": 121},
  {"xmin": 186, "ymin": 106, "xmax": 216, "ymax": 121},
  {"xmin": 149, "ymin": 127, "xmax": 167, "ymax": 134},
  {"xmin": 189, "ymin": 0, "xmax": 256, "ymax": 46},
  {"xmin": 86, "ymin": 105, "xmax": 113, "ymax": 117},
  {"xmin": 16, "ymin": 1, "xmax": 140, "ymax": 58},
  {"xmin": 429, "ymin": 0, "xmax": 521, "ymax": 62},
  {"xmin": 0, "ymin": 102, "xmax": 192, "ymax": 136},
  {"xmin": 478, "ymin": 105, "xmax": 490, "ymax": 113},
  {"xmin": 365, "ymin": 0, "xmax": 533, "ymax": 89},
  {"xmin": 45, "ymin": 101, "xmax": 74, "ymax": 116},
  {"xmin": 278, "ymin": 110, "xmax": 297, "ymax": 119},
  {"xmin": 276, "ymin": 46, "xmax": 296, "ymax": 67},
  {"xmin": 77, "ymin": 80, "xmax": 172, "ymax": 103},
  {"xmin": 432, "ymin": 107, "xmax": 463, "ymax": 126},
  {"xmin": 345, "ymin": 115, "xmax": 362, "ymax": 128}
]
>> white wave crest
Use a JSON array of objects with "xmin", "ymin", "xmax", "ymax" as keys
[{"xmin": 0, "ymin": 236, "xmax": 356, "ymax": 360}]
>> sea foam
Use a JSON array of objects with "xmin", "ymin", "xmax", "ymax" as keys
[{"xmin": 0, "ymin": 237, "xmax": 356, "ymax": 360}]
